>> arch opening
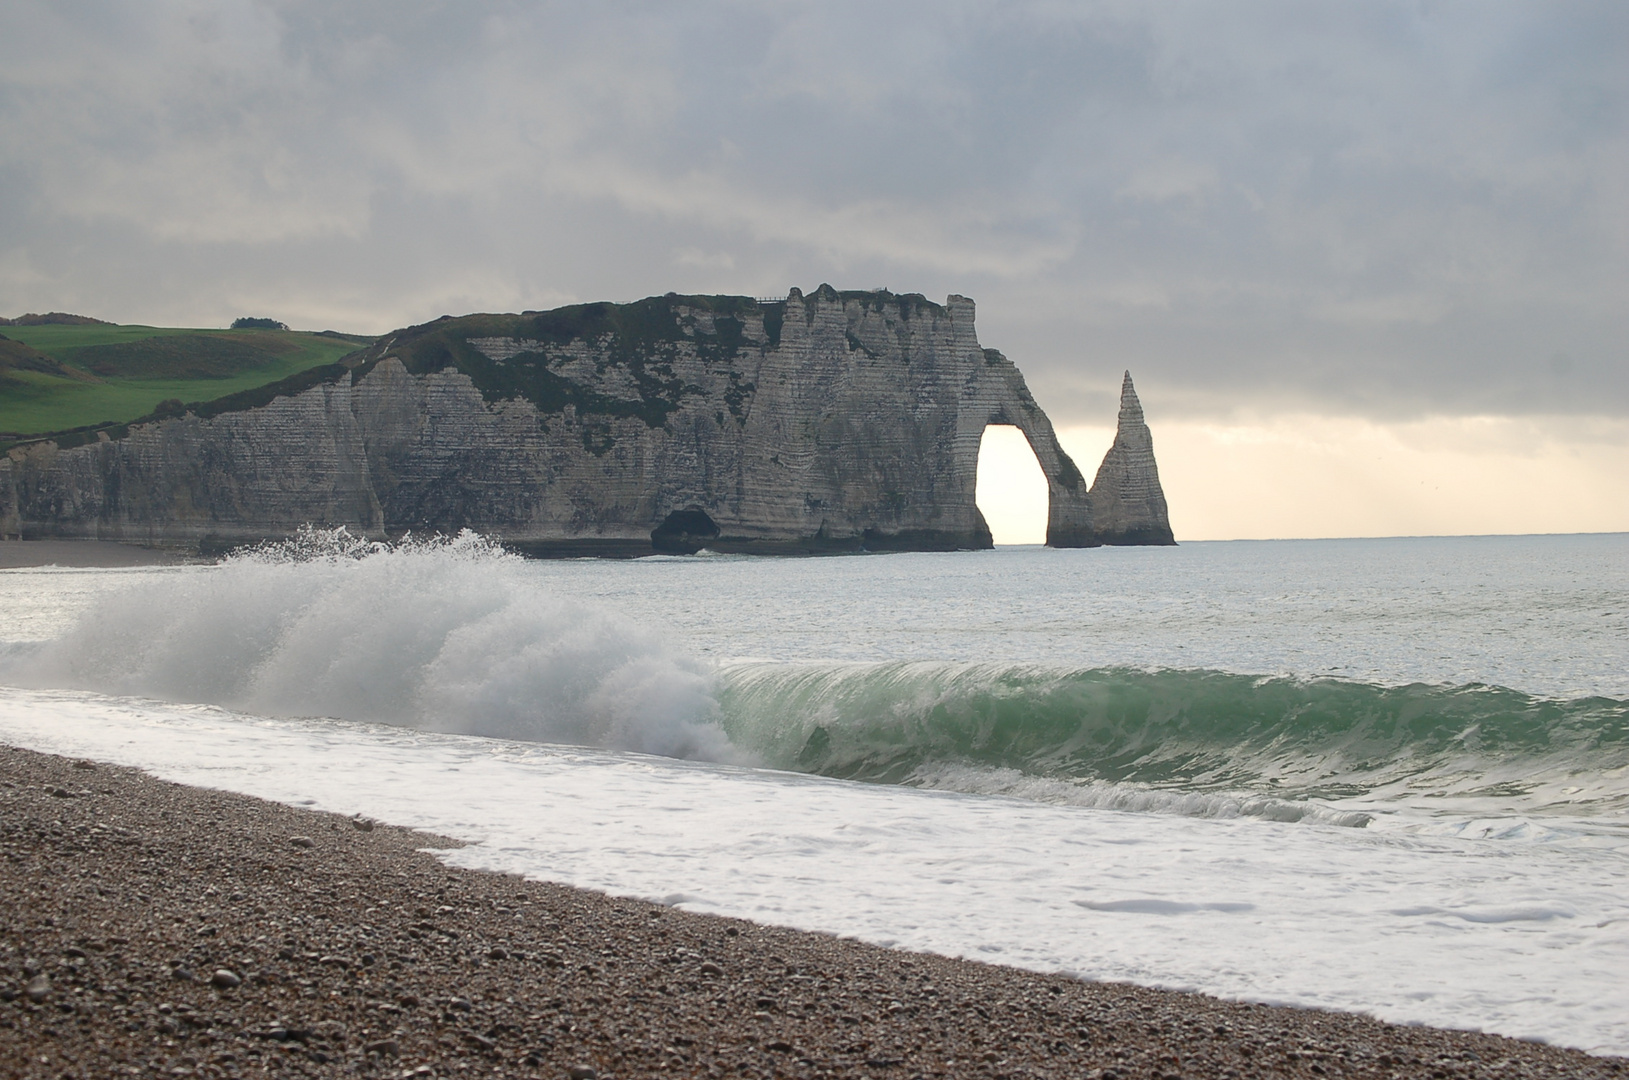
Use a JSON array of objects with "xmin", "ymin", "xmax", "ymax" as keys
[{"xmin": 975, "ymin": 424, "xmax": 1049, "ymax": 545}]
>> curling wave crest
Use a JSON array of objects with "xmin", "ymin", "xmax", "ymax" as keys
[{"xmin": 716, "ymin": 660, "xmax": 1629, "ymax": 821}]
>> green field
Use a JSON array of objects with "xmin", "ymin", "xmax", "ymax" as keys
[{"xmin": 0, "ymin": 325, "xmax": 370, "ymax": 439}]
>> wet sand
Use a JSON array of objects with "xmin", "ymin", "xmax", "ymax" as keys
[
  {"xmin": 2, "ymin": 744, "xmax": 1622, "ymax": 1080},
  {"xmin": 0, "ymin": 540, "xmax": 200, "ymax": 569}
]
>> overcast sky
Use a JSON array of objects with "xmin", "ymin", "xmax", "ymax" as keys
[{"xmin": 3, "ymin": 2, "xmax": 1625, "ymax": 537}]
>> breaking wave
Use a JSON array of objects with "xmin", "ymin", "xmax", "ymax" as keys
[
  {"xmin": 716, "ymin": 661, "xmax": 1629, "ymax": 822},
  {"xmin": 10, "ymin": 529, "xmax": 1628, "ymax": 826},
  {"xmin": 9, "ymin": 528, "xmax": 734, "ymax": 761}
]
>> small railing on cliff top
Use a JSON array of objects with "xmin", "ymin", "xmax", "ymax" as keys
[{"xmin": 754, "ymin": 296, "xmax": 787, "ymax": 305}]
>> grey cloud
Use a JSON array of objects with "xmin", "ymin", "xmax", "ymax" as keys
[{"xmin": 1, "ymin": 0, "xmax": 1623, "ymax": 424}]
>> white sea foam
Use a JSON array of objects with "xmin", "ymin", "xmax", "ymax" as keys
[
  {"xmin": 902, "ymin": 762, "xmax": 1375, "ymax": 827},
  {"xmin": 7, "ymin": 530, "xmax": 735, "ymax": 761}
]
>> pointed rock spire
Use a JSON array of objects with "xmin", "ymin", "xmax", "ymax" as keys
[
  {"xmin": 1117, "ymin": 370, "xmax": 1144, "ymax": 425},
  {"xmin": 1087, "ymin": 371, "xmax": 1175, "ymax": 545}
]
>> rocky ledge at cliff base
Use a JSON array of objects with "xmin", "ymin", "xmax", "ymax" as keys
[{"xmin": 0, "ymin": 288, "xmax": 1173, "ymax": 555}]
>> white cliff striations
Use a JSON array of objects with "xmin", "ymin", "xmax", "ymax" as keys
[{"xmin": 0, "ymin": 288, "xmax": 1173, "ymax": 553}]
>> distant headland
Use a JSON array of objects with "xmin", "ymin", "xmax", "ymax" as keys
[{"xmin": 0, "ymin": 288, "xmax": 1173, "ymax": 555}]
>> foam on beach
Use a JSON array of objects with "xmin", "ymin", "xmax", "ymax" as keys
[{"xmin": 13, "ymin": 743, "xmax": 1622, "ymax": 1077}]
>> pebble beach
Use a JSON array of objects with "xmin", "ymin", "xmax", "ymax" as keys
[{"xmin": 3, "ymin": 744, "xmax": 1623, "ymax": 1080}]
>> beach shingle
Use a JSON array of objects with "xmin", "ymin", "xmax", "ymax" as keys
[{"xmin": 1, "ymin": 743, "xmax": 1623, "ymax": 1080}]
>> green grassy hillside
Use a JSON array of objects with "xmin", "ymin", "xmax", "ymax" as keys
[{"xmin": 0, "ymin": 325, "xmax": 371, "ymax": 440}]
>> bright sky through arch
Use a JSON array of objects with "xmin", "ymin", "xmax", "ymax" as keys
[{"xmin": 976, "ymin": 426, "xmax": 1050, "ymax": 545}]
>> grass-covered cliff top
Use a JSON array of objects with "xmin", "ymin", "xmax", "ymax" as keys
[
  {"xmin": 346, "ymin": 295, "xmax": 773, "ymax": 439},
  {"xmin": 357, "ymin": 289, "xmax": 945, "ymax": 436},
  {"xmin": 1, "ymin": 290, "xmax": 948, "ymax": 452},
  {"xmin": 369, "ymin": 288, "xmax": 943, "ymax": 364},
  {"xmin": 0, "ymin": 323, "xmax": 371, "ymax": 445}
]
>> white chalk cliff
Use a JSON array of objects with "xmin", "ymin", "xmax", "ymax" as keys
[{"xmin": 0, "ymin": 289, "xmax": 1173, "ymax": 553}]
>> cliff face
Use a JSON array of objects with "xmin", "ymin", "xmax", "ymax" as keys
[{"xmin": 0, "ymin": 288, "xmax": 1171, "ymax": 553}]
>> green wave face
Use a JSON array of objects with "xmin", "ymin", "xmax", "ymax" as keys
[{"xmin": 716, "ymin": 663, "xmax": 1629, "ymax": 815}]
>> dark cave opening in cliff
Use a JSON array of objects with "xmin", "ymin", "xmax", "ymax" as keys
[{"xmin": 975, "ymin": 425, "xmax": 1049, "ymax": 545}]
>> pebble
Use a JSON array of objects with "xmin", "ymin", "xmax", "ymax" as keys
[
  {"xmin": 211, "ymin": 969, "xmax": 241, "ymax": 989},
  {"xmin": 350, "ymin": 815, "xmax": 375, "ymax": 831},
  {"xmin": 289, "ymin": 836, "xmax": 314, "ymax": 849},
  {"xmin": 7, "ymin": 744, "xmax": 1623, "ymax": 1080}
]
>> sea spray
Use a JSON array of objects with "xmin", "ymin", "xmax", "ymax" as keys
[{"xmin": 11, "ymin": 528, "xmax": 736, "ymax": 761}]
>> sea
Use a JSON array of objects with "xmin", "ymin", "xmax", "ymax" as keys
[{"xmin": 2, "ymin": 530, "xmax": 1626, "ymax": 1055}]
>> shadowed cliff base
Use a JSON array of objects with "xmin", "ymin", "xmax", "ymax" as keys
[
  {"xmin": 1, "ymin": 290, "xmax": 1172, "ymax": 555},
  {"xmin": 1095, "ymin": 526, "xmax": 1178, "ymax": 547},
  {"xmin": 0, "ymin": 539, "xmax": 198, "ymax": 569}
]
